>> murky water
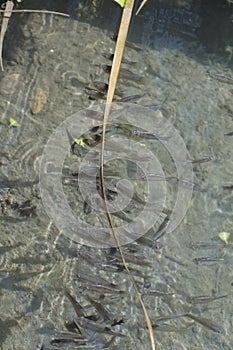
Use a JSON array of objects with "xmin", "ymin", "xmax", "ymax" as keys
[{"xmin": 0, "ymin": 1, "xmax": 232, "ymax": 349}]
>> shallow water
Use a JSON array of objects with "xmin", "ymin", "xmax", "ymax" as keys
[{"xmin": 0, "ymin": 1, "xmax": 233, "ymax": 349}]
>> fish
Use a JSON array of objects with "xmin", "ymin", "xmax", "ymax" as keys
[
  {"xmin": 102, "ymin": 65, "xmax": 144, "ymax": 83},
  {"xmin": 224, "ymin": 131, "xmax": 233, "ymax": 136},
  {"xmin": 85, "ymin": 294, "xmax": 114, "ymax": 321},
  {"xmin": 207, "ymin": 70, "xmax": 233, "ymax": 84},
  {"xmin": 117, "ymin": 94, "xmax": 144, "ymax": 103},
  {"xmin": 193, "ymin": 257, "xmax": 225, "ymax": 265},
  {"xmin": 189, "ymin": 241, "xmax": 224, "ymax": 250},
  {"xmin": 191, "ymin": 156, "xmax": 213, "ymax": 164},
  {"xmin": 0, "ymin": 0, "xmax": 14, "ymax": 71},
  {"xmin": 223, "ymin": 185, "xmax": 233, "ymax": 190},
  {"xmin": 74, "ymin": 316, "xmax": 125, "ymax": 337},
  {"xmin": 186, "ymin": 294, "xmax": 227, "ymax": 304},
  {"xmin": 102, "ymin": 52, "xmax": 137, "ymax": 65},
  {"xmin": 184, "ymin": 313, "xmax": 226, "ymax": 334},
  {"xmin": 65, "ymin": 290, "xmax": 86, "ymax": 318},
  {"xmin": 111, "ymin": 34, "xmax": 142, "ymax": 51},
  {"xmin": 153, "ymin": 313, "xmax": 225, "ymax": 334},
  {"xmin": 84, "ymin": 87, "xmax": 105, "ymax": 99},
  {"xmin": 93, "ymin": 81, "xmax": 108, "ymax": 93},
  {"xmin": 132, "ymin": 129, "xmax": 169, "ymax": 140},
  {"xmin": 153, "ymin": 322, "xmax": 192, "ymax": 332}
]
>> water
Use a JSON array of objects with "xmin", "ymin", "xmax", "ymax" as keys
[{"xmin": 0, "ymin": 1, "xmax": 233, "ymax": 349}]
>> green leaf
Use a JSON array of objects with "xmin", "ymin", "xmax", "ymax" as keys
[
  {"xmin": 9, "ymin": 118, "xmax": 20, "ymax": 127},
  {"xmin": 114, "ymin": 0, "xmax": 126, "ymax": 7},
  {"xmin": 74, "ymin": 138, "xmax": 85, "ymax": 147},
  {"xmin": 218, "ymin": 231, "xmax": 231, "ymax": 245}
]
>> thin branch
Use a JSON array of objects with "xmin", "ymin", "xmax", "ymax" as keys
[{"xmin": 0, "ymin": 9, "xmax": 69, "ymax": 17}]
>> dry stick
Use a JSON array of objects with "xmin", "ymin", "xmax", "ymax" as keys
[
  {"xmin": 136, "ymin": 0, "xmax": 149, "ymax": 15},
  {"xmin": 99, "ymin": 1, "xmax": 155, "ymax": 349},
  {"xmin": 0, "ymin": 0, "xmax": 14, "ymax": 71}
]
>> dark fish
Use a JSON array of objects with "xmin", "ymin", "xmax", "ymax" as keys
[
  {"xmin": 207, "ymin": 70, "xmax": 233, "ymax": 84},
  {"xmin": 93, "ymin": 81, "xmax": 108, "ymax": 93},
  {"xmin": 153, "ymin": 216, "xmax": 170, "ymax": 241},
  {"xmin": 153, "ymin": 322, "xmax": 192, "ymax": 332},
  {"xmin": 102, "ymin": 52, "xmax": 137, "ymax": 65},
  {"xmin": 189, "ymin": 241, "xmax": 224, "ymax": 250},
  {"xmin": 186, "ymin": 294, "xmax": 227, "ymax": 304},
  {"xmin": 223, "ymin": 185, "xmax": 233, "ymax": 190},
  {"xmin": 153, "ymin": 313, "xmax": 225, "ymax": 334},
  {"xmin": 132, "ymin": 129, "xmax": 168, "ymax": 140},
  {"xmin": 224, "ymin": 131, "xmax": 233, "ymax": 136},
  {"xmin": 193, "ymin": 257, "xmax": 225, "ymax": 265},
  {"xmin": 102, "ymin": 65, "xmax": 144, "ymax": 83},
  {"xmin": 83, "ymin": 199, "xmax": 92, "ymax": 215},
  {"xmin": 85, "ymin": 294, "xmax": 113, "ymax": 321},
  {"xmin": 65, "ymin": 290, "xmax": 86, "ymax": 317},
  {"xmin": 78, "ymin": 283, "xmax": 125, "ymax": 295},
  {"xmin": 142, "ymin": 289, "xmax": 174, "ymax": 297},
  {"xmin": 84, "ymin": 87, "xmax": 105, "ymax": 99},
  {"xmin": 136, "ymin": 236, "xmax": 162, "ymax": 250},
  {"xmin": 117, "ymin": 94, "xmax": 144, "ymax": 103},
  {"xmin": 75, "ymin": 316, "xmax": 124, "ymax": 336},
  {"xmin": 111, "ymin": 34, "xmax": 142, "ymax": 51},
  {"xmin": 191, "ymin": 156, "xmax": 213, "ymax": 164},
  {"xmin": 185, "ymin": 313, "xmax": 226, "ymax": 334}
]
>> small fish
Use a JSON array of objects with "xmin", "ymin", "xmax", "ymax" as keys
[
  {"xmin": 102, "ymin": 52, "xmax": 137, "ymax": 64},
  {"xmin": 186, "ymin": 294, "xmax": 227, "ymax": 304},
  {"xmin": 117, "ymin": 94, "xmax": 144, "ymax": 103},
  {"xmin": 93, "ymin": 81, "xmax": 108, "ymax": 93},
  {"xmin": 193, "ymin": 256, "xmax": 225, "ymax": 265},
  {"xmin": 136, "ymin": 236, "xmax": 162, "ymax": 250},
  {"xmin": 102, "ymin": 65, "xmax": 144, "ymax": 83},
  {"xmin": 132, "ymin": 129, "xmax": 168, "ymax": 140},
  {"xmin": 153, "ymin": 216, "xmax": 170, "ymax": 241},
  {"xmin": 65, "ymin": 290, "xmax": 86, "ymax": 318},
  {"xmin": 224, "ymin": 131, "xmax": 233, "ymax": 136},
  {"xmin": 142, "ymin": 289, "xmax": 174, "ymax": 297},
  {"xmin": 85, "ymin": 294, "xmax": 113, "ymax": 321},
  {"xmin": 83, "ymin": 199, "xmax": 92, "ymax": 215},
  {"xmin": 222, "ymin": 185, "xmax": 233, "ymax": 190},
  {"xmin": 189, "ymin": 241, "xmax": 224, "ymax": 250},
  {"xmin": 75, "ymin": 316, "xmax": 124, "ymax": 336},
  {"xmin": 153, "ymin": 313, "xmax": 225, "ymax": 334},
  {"xmin": 153, "ymin": 322, "xmax": 192, "ymax": 332},
  {"xmin": 84, "ymin": 87, "xmax": 105, "ymax": 99},
  {"xmin": 191, "ymin": 156, "xmax": 213, "ymax": 164},
  {"xmin": 185, "ymin": 313, "xmax": 226, "ymax": 334},
  {"xmin": 207, "ymin": 70, "xmax": 233, "ymax": 84},
  {"xmin": 111, "ymin": 34, "xmax": 142, "ymax": 51}
]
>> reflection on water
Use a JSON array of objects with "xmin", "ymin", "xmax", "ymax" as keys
[{"xmin": 0, "ymin": 1, "xmax": 233, "ymax": 349}]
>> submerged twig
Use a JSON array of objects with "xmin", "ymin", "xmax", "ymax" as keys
[
  {"xmin": 136, "ymin": 0, "xmax": 149, "ymax": 15},
  {"xmin": 0, "ymin": 9, "xmax": 69, "ymax": 17},
  {"xmin": 0, "ymin": 0, "xmax": 14, "ymax": 71}
]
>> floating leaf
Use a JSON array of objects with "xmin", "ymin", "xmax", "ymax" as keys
[
  {"xmin": 218, "ymin": 231, "xmax": 231, "ymax": 245},
  {"xmin": 74, "ymin": 138, "xmax": 85, "ymax": 147},
  {"xmin": 114, "ymin": 0, "xmax": 126, "ymax": 7},
  {"xmin": 9, "ymin": 118, "xmax": 20, "ymax": 127}
]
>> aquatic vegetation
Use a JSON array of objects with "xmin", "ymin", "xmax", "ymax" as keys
[
  {"xmin": 218, "ymin": 231, "xmax": 231, "ymax": 245},
  {"xmin": 9, "ymin": 118, "xmax": 20, "ymax": 127}
]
